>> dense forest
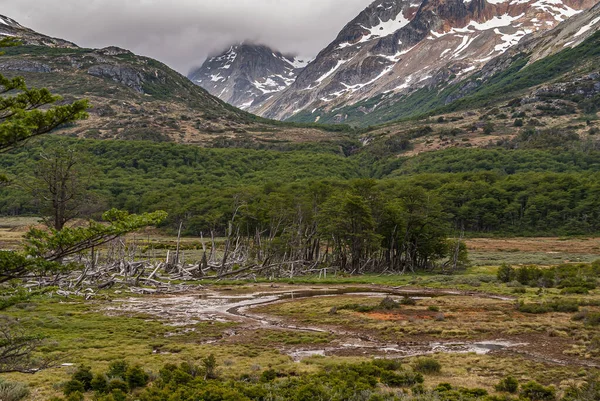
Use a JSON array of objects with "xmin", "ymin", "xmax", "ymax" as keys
[{"xmin": 3, "ymin": 137, "xmax": 600, "ymax": 239}]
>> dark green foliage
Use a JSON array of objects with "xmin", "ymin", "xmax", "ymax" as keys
[
  {"xmin": 125, "ymin": 365, "xmax": 148, "ymax": 389},
  {"xmin": 106, "ymin": 379, "xmax": 128, "ymax": 393},
  {"xmin": 517, "ymin": 300, "xmax": 579, "ymax": 314},
  {"xmin": 107, "ymin": 360, "xmax": 129, "ymax": 379},
  {"xmin": 90, "ymin": 374, "xmax": 108, "ymax": 393},
  {"xmin": 412, "ymin": 358, "xmax": 442, "ymax": 374},
  {"xmin": 520, "ymin": 381, "xmax": 556, "ymax": 401},
  {"xmin": 8, "ymin": 137, "xmax": 600, "ymax": 238},
  {"xmin": 202, "ymin": 354, "xmax": 218, "ymax": 380},
  {"xmin": 65, "ymin": 392, "xmax": 83, "ymax": 401},
  {"xmin": 496, "ymin": 376, "xmax": 519, "ymax": 393},
  {"xmin": 371, "ymin": 359, "xmax": 403, "ymax": 371},
  {"xmin": 380, "ymin": 370, "xmax": 424, "ymax": 387},
  {"xmin": 72, "ymin": 366, "xmax": 93, "ymax": 391},
  {"xmin": 63, "ymin": 380, "xmax": 84, "ymax": 396},
  {"xmin": 497, "ymin": 264, "xmax": 515, "ymax": 283},
  {"xmin": 259, "ymin": 369, "xmax": 277, "ymax": 382}
]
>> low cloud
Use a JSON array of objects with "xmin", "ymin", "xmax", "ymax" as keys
[{"xmin": 0, "ymin": 0, "xmax": 371, "ymax": 74}]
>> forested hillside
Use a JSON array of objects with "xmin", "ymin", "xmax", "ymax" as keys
[{"xmin": 3, "ymin": 137, "xmax": 600, "ymax": 239}]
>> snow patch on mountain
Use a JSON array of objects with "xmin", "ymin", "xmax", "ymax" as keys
[
  {"xmin": 359, "ymin": 11, "xmax": 412, "ymax": 42},
  {"xmin": 574, "ymin": 15, "xmax": 600, "ymax": 35}
]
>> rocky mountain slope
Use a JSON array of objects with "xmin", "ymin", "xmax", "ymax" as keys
[
  {"xmin": 258, "ymin": 0, "xmax": 597, "ymax": 122},
  {"xmin": 0, "ymin": 15, "xmax": 341, "ymax": 147},
  {"xmin": 294, "ymin": 0, "xmax": 600, "ymax": 126},
  {"xmin": 0, "ymin": 14, "xmax": 76, "ymax": 48},
  {"xmin": 188, "ymin": 43, "xmax": 310, "ymax": 112}
]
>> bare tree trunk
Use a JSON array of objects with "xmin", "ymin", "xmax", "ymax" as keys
[{"xmin": 174, "ymin": 221, "xmax": 183, "ymax": 266}]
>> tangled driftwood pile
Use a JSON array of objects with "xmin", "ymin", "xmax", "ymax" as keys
[{"xmin": 21, "ymin": 237, "xmax": 330, "ymax": 298}]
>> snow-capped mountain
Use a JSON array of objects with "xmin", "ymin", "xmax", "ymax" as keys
[
  {"xmin": 256, "ymin": 0, "xmax": 598, "ymax": 121},
  {"xmin": 0, "ymin": 14, "xmax": 76, "ymax": 48},
  {"xmin": 188, "ymin": 43, "xmax": 311, "ymax": 111}
]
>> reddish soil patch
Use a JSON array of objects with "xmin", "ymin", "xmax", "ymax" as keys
[{"xmin": 362, "ymin": 310, "xmax": 436, "ymax": 321}]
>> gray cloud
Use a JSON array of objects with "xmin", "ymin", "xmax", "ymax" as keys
[{"xmin": 0, "ymin": 0, "xmax": 372, "ymax": 74}]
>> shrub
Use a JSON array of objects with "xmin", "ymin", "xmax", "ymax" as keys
[
  {"xmin": 372, "ymin": 359, "xmax": 402, "ymax": 371},
  {"xmin": 518, "ymin": 300, "xmax": 579, "ymax": 314},
  {"xmin": 514, "ymin": 119, "xmax": 524, "ymax": 127},
  {"xmin": 72, "ymin": 366, "xmax": 93, "ymax": 391},
  {"xmin": 63, "ymin": 380, "xmax": 85, "ymax": 396},
  {"xmin": 413, "ymin": 358, "xmax": 442, "ymax": 374},
  {"xmin": 106, "ymin": 378, "xmax": 128, "ymax": 393},
  {"xmin": 497, "ymin": 264, "xmax": 515, "ymax": 283},
  {"xmin": 107, "ymin": 360, "xmax": 129, "ymax": 378},
  {"xmin": 379, "ymin": 297, "xmax": 400, "ymax": 310},
  {"xmin": 0, "ymin": 379, "xmax": 30, "ymax": 401},
  {"xmin": 428, "ymin": 305, "xmax": 440, "ymax": 312},
  {"xmin": 400, "ymin": 296, "xmax": 417, "ymax": 306},
  {"xmin": 561, "ymin": 287, "xmax": 589, "ymax": 295},
  {"xmin": 66, "ymin": 392, "xmax": 84, "ymax": 401},
  {"xmin": 260, "ymin": 369, "xmax": 277, "ymax": 382},
  {"xmin": 520, "ymin": 381, "xmax": 556, "ymax": 401},
  {"xmin": 574, "ymin": 311, "xmax": 600, "ymax": 326},
  {"xmin": 202, "ymin": 354, "xmax": 218, "ymax": 379},
  {"xmin": 380, "ymin": 371, "xmax": 424, "ymax": 387},
  {"xmin": 495, "ymin": 376, "xmax": 519, "ymax": 393},
  {"xmin": 90, "ymin": 374, "xmax": 108, "ymax": 393},
  {"xmin": 125, "ymin": 365, "xmax": 148, "ymax": 389}
]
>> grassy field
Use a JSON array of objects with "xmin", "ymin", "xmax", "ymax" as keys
[{"xmin": 2, "ymin": 217, "xmax": 600, "ymax": 400}]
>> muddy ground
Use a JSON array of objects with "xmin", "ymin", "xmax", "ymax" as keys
[{"xmin": 106, "ymin": 284, "xmax": 600, "ymax": 370}]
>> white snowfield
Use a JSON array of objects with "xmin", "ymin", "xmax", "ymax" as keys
[{"xmin": 574, "ymin": 15, "xmax": 600, "ymax": 37}]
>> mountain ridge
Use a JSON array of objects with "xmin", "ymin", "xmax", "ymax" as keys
[
  {"xmin": 256, "ymin": 0, "xmax": 597, "ymax": 121},
  {"xmin": 0, "ymin": 16, "xmax": 345, "ymax": 147},
  {"xmin": 188, "ymin": 43, "xmax": 310, "ymax": 111}
]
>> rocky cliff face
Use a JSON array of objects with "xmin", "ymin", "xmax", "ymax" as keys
[
  {"xmin": 257, "ymin": 0, "xmax": 598, "ymax": 121},
  {"xmin": 188, "ymin": 43, "xmax": 310, "ymax": 111}
]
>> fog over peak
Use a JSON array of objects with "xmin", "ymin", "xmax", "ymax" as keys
[{"xmin": 0, "ymin": 0, "xmax": 372, "ymax": 74}]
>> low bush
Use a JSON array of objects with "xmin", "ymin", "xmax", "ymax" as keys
[
  {"xmin": 72, "ymin": 366, "xmax": 93, "ymax": 391},
  {"xmin": 413, "ymin": 358, "xmax": 442, "ymax": 374},
  {"xmin": 0, "ymin": 379, "xmax": 29, "ymax": 401},
  {"xmin": 520, "ymin": 381, "xmax": 556, "ymax": 401},
  {"xmin": 380, "ymin": 371, "xmax": 424, "ymax": 387},
  {"xmin": 518, "ymin": 300, "xmax": 579, "ymax": 314},
  {"xmin": 495, "ymin": 376, "xmax": 519, "ymax": 393},
  {"xmin": 63, "ymin": 380, "xmax": 84, "ymax": 397}
]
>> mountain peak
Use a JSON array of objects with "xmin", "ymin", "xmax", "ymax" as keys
[
  {"xmin": 189, "ymin": 43, "xmax": 311, "ymax": 111},
  {"xmin": 0, "ymin": 14, "xmax": 77, "ymax": 48},
  {"xmin": 0, "ymin": 14, "xmax": 23, "ymax": 28},
  {"xmin": 257, "ymin": 0, "xmax": 598, "ymax": 121}
]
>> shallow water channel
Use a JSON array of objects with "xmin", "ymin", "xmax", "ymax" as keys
[{"xmin": 107, "ymin": 287, "xmax": 525, "ymax": 361}]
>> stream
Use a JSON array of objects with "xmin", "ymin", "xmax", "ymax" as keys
[{"xmin": 106, "ymin": 286, "xmax": 528, "ymax": 361}]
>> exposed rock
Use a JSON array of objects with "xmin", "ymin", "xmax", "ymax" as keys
[
  {"xmin": 189, "ymin": 43, "xmax": 310, "ymax": 111},
  {"xmin": 0, "ymin": 60, "xmax": 51, "ymax": 73},
  {"xmin": 255, "ymin": 0, "xmax": 598, "ymax": 120},
  {"xmin": 96, "ymin": 47, "xmax": 134, "ymax": 56},
  {"xmin": 87, "ymin": 64, "xmax": 144, "ymax": 93}
]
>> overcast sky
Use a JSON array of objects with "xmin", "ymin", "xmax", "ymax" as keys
[{"xmin": 0, "ymin": 0, "xmax": 371, "ymax": 74}]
